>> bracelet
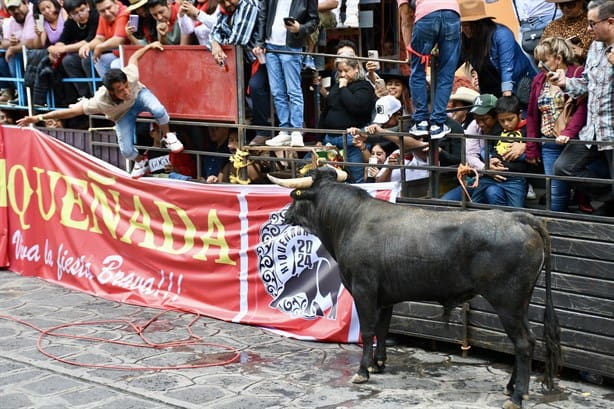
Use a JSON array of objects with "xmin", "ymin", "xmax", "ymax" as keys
[{"xmin": 37, "ymin": 115, "xmax": 44, "ymax": 122}]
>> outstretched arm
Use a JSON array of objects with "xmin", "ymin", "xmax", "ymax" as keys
[
  {"xmin": 128, "ymin": 41, "xmax": 164, "ymax": 68},
  {"xmin": 16, "ymin": 104, "xmax": 86, "ymax": 127}
]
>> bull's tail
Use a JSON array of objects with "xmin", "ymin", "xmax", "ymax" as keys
[{"xmin": 530, "ymin": 216, "xmax": 561, "ymax": 390}]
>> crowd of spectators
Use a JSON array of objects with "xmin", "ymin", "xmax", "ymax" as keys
[{"xmin": 0, "ymin": 0, "xmax": 612, "ymax": 214}]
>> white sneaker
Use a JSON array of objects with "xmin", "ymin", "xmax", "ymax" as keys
[
  {"xmin": 290, "ymin": 131, "xmax": 304, "ymax": 147},
  {"xmin": 409, "ymin": 121, "xmax": 429, "ymax": 136},
  {"xmin": 266, "ymin": 131, "xmax": 291, "ymax": 146},
  {"xmin": 162, "ymin": 132, "xmax": 184, "ymax": 153},
  {"xmin": 526, "ymin": 184, "xmax": 536, "ymax": 200},
  {"xmin": 131, "ymin": 157, "xmax": 149, "ymax": 179}
]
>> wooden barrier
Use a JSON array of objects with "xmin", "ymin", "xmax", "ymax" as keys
[{"xmin": 121, "ymin": 45, "xmax": 239, "ymax": 122}]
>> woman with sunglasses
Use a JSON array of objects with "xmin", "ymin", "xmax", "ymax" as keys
[{"xmin": 542, "ymin": 0, "xmax": 593, "ymax": 64}]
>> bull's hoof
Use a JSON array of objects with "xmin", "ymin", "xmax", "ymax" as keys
[
  {"xmin": 502, "ymin": 399, "xmax": 521, "ymax": 409},
  {"xmin": 522, "ymin": 394, "xmax": 529, "ymax": 401},
  {"xmin": 368, "ymin": 361, "xmax": 385, "ymax": 374},
  {"xmin": 351, "ymin": 373, "xmax": 369, "ymax": 384}
]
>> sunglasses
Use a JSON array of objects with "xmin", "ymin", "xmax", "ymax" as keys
[{"xmin": 558, "ymin": 1, "xmax": 579, "ymax": 9}]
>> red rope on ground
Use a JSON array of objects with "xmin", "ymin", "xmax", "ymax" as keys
[{"xmin": 0, "ymin": 310, "xmax": 241, "ymax": 371}]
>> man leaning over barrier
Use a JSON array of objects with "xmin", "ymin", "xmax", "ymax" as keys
[{"xmin": 17, "ymin": 41, "xmax": 183, "ymax": 179}]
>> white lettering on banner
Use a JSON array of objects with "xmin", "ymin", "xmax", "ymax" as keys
[
  {"xmin": 56, "ymin": 243, "xmax": 94, "ymax": 281},
  {"xmin": 11, "ymin": 230, "xmax": 41, "ymax": 262},
  {"xmin": 97, "ymin": 255, "xmax": 184, "ymax": 301}
]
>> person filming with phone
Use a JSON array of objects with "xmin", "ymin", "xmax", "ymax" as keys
[
  {"xmin": 252, "ymin": 0, "xmax": 319, "ymax": 148},
  {"xmin": 542, "ymin": 0, "xmax": 594, "ymax": 65}
]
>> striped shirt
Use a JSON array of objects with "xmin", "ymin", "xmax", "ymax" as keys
[
  {"xmin": 565, "ymin": 41, "xmax": 614, "ymax": 151},
  {"xmin": 209, "ymin": 0, "xmax": 259, "ymax": 47}
]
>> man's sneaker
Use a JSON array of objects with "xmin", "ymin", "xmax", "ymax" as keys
[
  {"xmin": 526, "ymin": 184, "xmax": 536, "ymax": 200},
  {"xmin": 162, "ymin": 132, "xmax": 184, "ymax": 153},
  {"xmin": 409, "ymin": 121, "xmax": 429, "ymax": 136},
  {"xmin": 429, "ymin": 123, "xmax": 451, "ymax": 139},
  {"xmin": 131, "ymin": 157, "xmax": 150, "ymax": 179},
  {"xmin": 303, "ymin": 55, "xmax": 316, "ymax": 71},
  {"xmin": 266, "ymin": 131, "xmax": 291, "ymax": 146},
  {"xmin": 290, "ymin": 131, "xmax": 304, "ymax": 147}
]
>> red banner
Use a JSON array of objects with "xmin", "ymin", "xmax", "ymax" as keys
[{"xmin": 0, "ymin": 126, "xmax": 400, "ymax": 342}]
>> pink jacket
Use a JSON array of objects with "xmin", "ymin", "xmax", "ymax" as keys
[{"xmin": 525, "ymin": 64, "xmax": 587, "ymax": 160}]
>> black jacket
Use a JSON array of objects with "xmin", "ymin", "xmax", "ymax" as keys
[
  {"xmin": 254, "ymin": 0, "xmax": 319, "ymax": 49},
  {"xmin": 319, "ymin": 79, "xmax": 376, "ymax": 132}
]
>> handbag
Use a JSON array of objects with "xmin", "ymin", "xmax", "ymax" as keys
[
  {"xmin": 553, "ymin": 98, "xmax": 576, "ymax": 136},
  {"xmin": 521, "ymin": 28, "xmax": 544, "ymax": 54}
]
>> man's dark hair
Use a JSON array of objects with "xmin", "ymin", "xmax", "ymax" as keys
[
  {"xmin": 147, "ymin": 0, "xmax": 169, "ymax": 9},
  {"xmin": 335, "ymin": 39, "xmax": 358, "ymax": 54},
  {"xmin": 63, "ymin": 0, "xmax": 88, "ymax": 13},
  {"xmin": 94, "ymin": 0, "xmax": 110, "ymax": 4},
  {"xmin": 103, "ymin": 69, "xmax": 128, "ymax": 90},
  {"xmin": 495, "ymin": 95, "xmax": 521, "ymax": 115}
]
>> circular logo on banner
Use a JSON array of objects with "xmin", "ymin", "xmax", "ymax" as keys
[{"xmin": 256, "ymin": 207, "xmax": 342, "ymax": 320}]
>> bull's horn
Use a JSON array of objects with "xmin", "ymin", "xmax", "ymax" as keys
[
  {"xmin": 267, "ymin": 174, "xmax": 314, "ymax": 189},
  {"xmin": 332, "ymin": 166, "xmax": 348, "ymax": 182}
]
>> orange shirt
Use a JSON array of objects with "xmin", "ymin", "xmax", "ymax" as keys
[{"xmin": 96, "ymin": 1, "xmax": 129, "ymax": 40}]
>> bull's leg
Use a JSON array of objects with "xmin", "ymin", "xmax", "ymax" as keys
[
  {"xmin": 492, "ymin": 305, "xmax": 535, "ymax": 409},
  {"xmin": 371, "ymin": 306, "xmax": 393, "ymax": 374},
  {"xmin": 351, "ymin": 291, "xmax": 378, "ymax": 384}
]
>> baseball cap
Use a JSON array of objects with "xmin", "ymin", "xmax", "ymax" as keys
[
  {"xmin": 5, "ymin": 0, "xmax": 23, "ymax": 8},
  {"xmin": 470, "ymin": 94, "xmax": 498, "ymax": 115},
  {"xmin": 372, "ymin": 95, "xmax": 402, "ymax": 124}
]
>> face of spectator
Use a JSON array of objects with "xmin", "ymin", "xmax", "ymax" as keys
[
  {"xmin": 38, "ymin": 0, "xmax": 59, "ymax": 22},
  {"xmin": 96, "ymin": 0, "xmax": 119, "ymax": 23},
  {"xmin": 461, "ymin": 22, "xmax": 472, "ymax": 38},
  {"xmin": 497, "ymin": 112, "xmax": 520, "ymax": 133},
  {"xmin": 68, "ymin": 3, "xmax": 90, "ymax": 25},
  {"xmin": 587, "ymin": 8, "xmax": 613, "ymax": 43},
  {"xmin": 337, "ymin": 62, "xmax": 358, "ymax": 83},
  {"xmin": 558, "ymin": 0, "xmax": 584, "ymax": 18},
  {"xmin": 386, "ymin": 79, "xmax": 405, "ymax": 99},
  {"xmin": 108, "ymin": 81, "xmax": 131, "ymax": 102},
  {"xmin": 227, "ymin": 133, "xmax": 238, "ymax": 153},
  {"xmin": 149, "ymin": 4, "xmax": 171, "ymax": 23},
  {"xmin": 8, "ymin": 2, "xmax": 29, "ymax": 24},
  {"xmin": 220, "ymin": 0, "xmax": 240, "ymax": 13},
  {"xmin": 448, "ymin": 100, "xmax": 469, "ymax": 123},
  {"xmin": 540, "ymin": 52, "xmax": 563, "ymax": 71},
  {"xmin": 371, "ymin": 145, "xmax": 387, "ymax": 164},
  {"xmin": 209, "ymin": 127, "xmax": 229, "ymax": 145},
  {"xmin": 473, "ymin": 113, "xmax": 498, "ymax": 134}
]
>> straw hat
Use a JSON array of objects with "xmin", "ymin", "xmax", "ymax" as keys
[
  {"xmin": 458, "ymin": 0, "xmax": 496, "ymax": 22},
  {"xmin": 450, "ymin": 87, "xmax": 480, "ymax": 105},
  {"xmin": 128, "ymin": 0, "xmax": 147, "ymax": 11}
]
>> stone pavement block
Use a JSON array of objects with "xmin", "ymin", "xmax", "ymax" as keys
[
  {"xmin": 20, "ymin": 375, "xmax": 83, "ymax": 396},
  {"xmin": 2, "ymin": 393, "xmax": 34, "ymax": 408},
  {"xmin": 61, "ymin": 387, "xmax": 123, "ymax": 406},
  {"xmin": 165, "ymin": 385, "xmax": 229, "ymax": 405}
]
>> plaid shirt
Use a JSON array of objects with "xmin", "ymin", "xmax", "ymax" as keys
[{"xmin": 565, "ymin": 41, "xmax": 614, "ymax": 150}]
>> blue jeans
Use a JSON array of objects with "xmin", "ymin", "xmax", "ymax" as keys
[
  {"xmin": 265, "ymin": 44, "xmax": 304, "ymax": 129},
  {"xmin": 542, "ymin": 142, "xmax": 569, "ymax": 211},
  {"xmin": 0, "ymin": 54, "xmax": 17, "ymax": 89},
  {"xmin": 410, "ymin": 10, "xmax": 460, "ymax": 126},
  {"xmin": 554, "ymin": 143, "xmax": 614, "ymax": 199},
  {"xmin": 115, "ymin": 88, "xmax": 169, "ymax": 160},
  {"xmin": 95, "ymin": 53, "xmax": 120, "ymax": 78},
  {"xmin": 323, "ymin": 133, "xmax": 364, "ymax": 183},
  {"xmin": 472, "ymin": 176, "xmax": 526, "ymax": 207}
]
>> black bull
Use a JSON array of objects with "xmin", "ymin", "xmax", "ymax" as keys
[{"xmin": 269, "ymin": 167, "xmax": 561, "ymax": 409}]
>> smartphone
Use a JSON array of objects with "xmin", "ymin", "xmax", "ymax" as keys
[
  {"xmin": 283, "ymin": 17, "xmax": 296, "ymax": 26},
  {"xmin": 567, "ymin": 35, "xmax": 581, "ymax": 45},
  {"xmin": 35, "ymin": 15, "xmax": 44, "ymax": 31},
  {"xmin": 128, "ymin": 14, "xmax": 139, "ymax": 28},
  {"xmin": 538, "ymin": 60, "xmax": 553, "ymax": 73},
  {"xmin": 367, "ymin": 50, "xmax": 381, "ymax": 71}
]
